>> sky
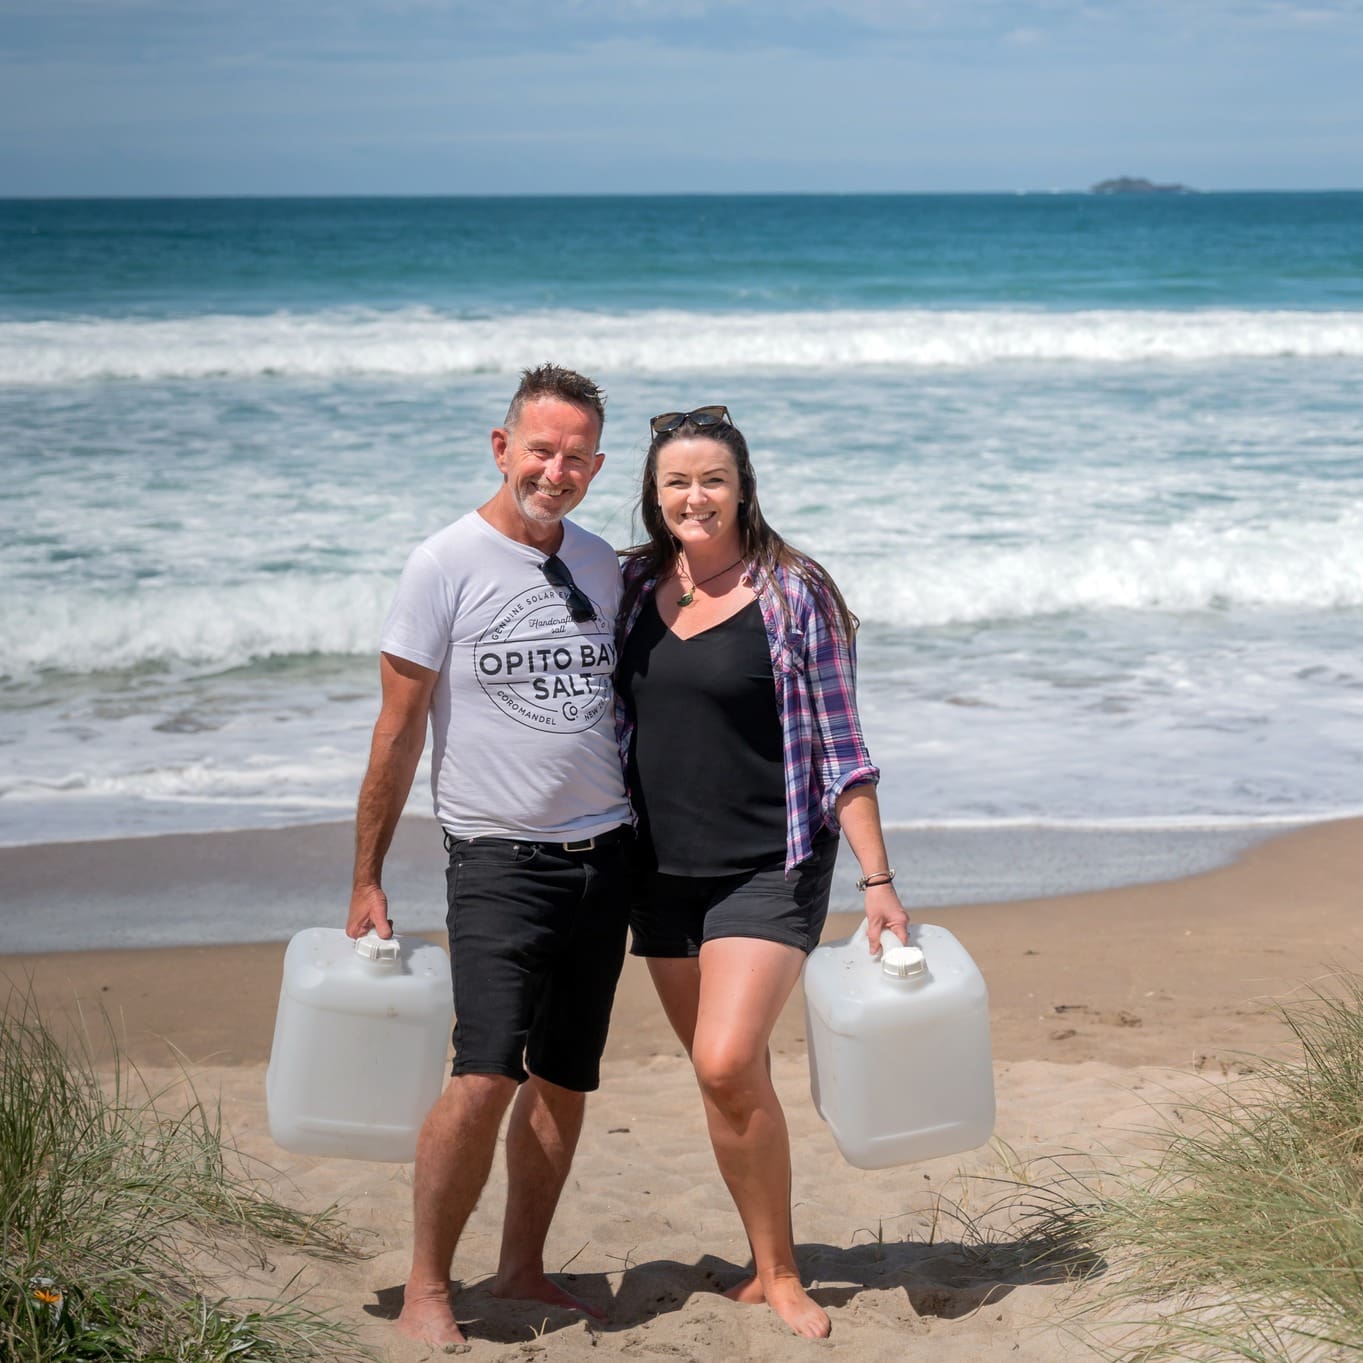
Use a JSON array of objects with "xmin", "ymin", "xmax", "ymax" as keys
[{"xmin": 2, "ymin": 0, "xmax": 1361, "ymax": 197}]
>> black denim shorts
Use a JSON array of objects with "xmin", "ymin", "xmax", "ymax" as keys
[
  {"xmin": 444, "ymin": 832, "xmax": 631, "ymax": 1092},
  {"xmin": 629, "ymin": 831, "xmax": 838, "ymax": 959}
]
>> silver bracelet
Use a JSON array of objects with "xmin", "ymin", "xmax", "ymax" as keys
[{"xmin": 856, "ymin": 868, "xmax": 896, "ymax": 891}]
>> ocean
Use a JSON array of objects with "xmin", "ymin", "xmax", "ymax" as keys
[{"xmin": 3, "ymin": 193, "xmax": 1362, "ymax": 850}]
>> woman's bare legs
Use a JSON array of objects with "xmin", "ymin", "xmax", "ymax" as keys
[{"xmin": 648, "ymin": 939, "xmax": 829, "ymax": 1339}]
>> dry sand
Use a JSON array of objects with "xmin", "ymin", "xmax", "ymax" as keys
[{"xmin": 6, "ymin": 815, "xmax": 1363, "ymax": 1361}]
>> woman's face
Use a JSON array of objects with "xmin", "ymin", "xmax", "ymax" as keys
[{"xmin": 655, "ymin": 438, "xmax": 743, "ymax": 557}]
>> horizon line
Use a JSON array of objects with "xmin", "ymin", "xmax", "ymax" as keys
[{"xmin": 4, "ymin": 185, "xmax": 1363, "ymax": 204}]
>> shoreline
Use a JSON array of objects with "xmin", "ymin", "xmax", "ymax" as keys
[
  {"xmin": 8, "ymin": 814, "xmax": 1363, "ymax": 1073},
  {"xmin": 0, "ymin": 812, "xmax": 1337, "ymax": 955}
]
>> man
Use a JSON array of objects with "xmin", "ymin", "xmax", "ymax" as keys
[{"xmin": 346, "ymin": 364, "xmax": 631, "ymax": 1349}]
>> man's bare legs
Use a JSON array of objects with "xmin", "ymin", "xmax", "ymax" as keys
[
  {"xmin": 395, "ymin": 1071, "xmax": 600, "ymax": 1348},
  {"xmin": 648, "ymin": 940, "xmax": 831, "ymax": 1339},
  {"xmin": 492, "ymin": 1076, "xmax": 603, "ymax": 1318},
  {"xmin": 397, "ymin": 1072, "xmax": 517, "ymax": 1347}
]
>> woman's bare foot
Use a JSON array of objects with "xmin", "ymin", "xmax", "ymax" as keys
[
  {"xmin": 395, "ymin": 1282, "xmax": 469, "ymax": 1350},
  {"xmin": 722, "ymin": 1274, "xmax": 765, "ymax": 1304},
  {"xmin": 764, "ymin": 1275, "xmax": 830, "ymax": 1339},
  {"xmin": 722, "ymin": 1271, "xmax": 829, "ymax": 1337},
  {"xmin": 491, "ymin": 1269, "xmax": 605, "ymax": 1321}
]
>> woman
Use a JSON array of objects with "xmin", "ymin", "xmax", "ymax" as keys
[{"xmin": 617, "ymin": 405, "xmax": 909, "ymax": 1339}]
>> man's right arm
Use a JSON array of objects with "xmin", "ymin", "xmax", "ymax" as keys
[{"xmin": 346, "ymin": 651, "xmax": 439, "ymax": 940}]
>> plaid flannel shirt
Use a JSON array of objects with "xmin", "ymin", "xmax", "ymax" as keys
[{"xmin": 617, "ymin": 557, "xmax": 880, "ymax": 875}]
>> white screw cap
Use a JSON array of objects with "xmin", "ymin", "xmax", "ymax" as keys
[
  {"xmin": 882, "ymin": 944, "xmax": 927, "ymax": 978},
  {"xmin": 355, "ymin": 932, "xmax": 400, "ymax": 962}
]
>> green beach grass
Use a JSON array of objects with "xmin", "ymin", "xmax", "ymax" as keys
[
  {"xmin": 0, "ymin": 988, "xmax": 373, "ymax": 1363},
  {"xmin": 1052, "ymin": 975, "xmax": 1363, "ymax": 1362}
]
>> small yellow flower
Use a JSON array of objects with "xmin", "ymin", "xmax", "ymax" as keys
[{"xmin": 32, "ymin": 1285, "xmax": 63, "ymax": 1306}]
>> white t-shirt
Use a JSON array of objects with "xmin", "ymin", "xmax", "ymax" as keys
[{"xmin": 380, "ymin": 512, "xmax": 630, "ymax": 840}]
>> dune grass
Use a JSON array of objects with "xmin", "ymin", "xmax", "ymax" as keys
[
  {"xmin": 1053, "ymin": 975, "xmax": 1363, "ymax": 1362},
  {"xmin": 0, "ymin": 987, "xmax": 374, "ymax": 1363}
]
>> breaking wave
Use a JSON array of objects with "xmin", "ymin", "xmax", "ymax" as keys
[{"xmin": 5, "ymin": 306, "xmax": 1363, "ymax": 383}]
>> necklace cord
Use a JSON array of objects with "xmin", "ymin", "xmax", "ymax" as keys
[{"xmin": 676, "ymin": 554, "xmax": 744, "ymax": 607}]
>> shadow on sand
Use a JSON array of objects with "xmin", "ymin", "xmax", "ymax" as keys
[{"xmin": 362, "ymin": 1234, "xmax": 1101, "ymax": 1345}]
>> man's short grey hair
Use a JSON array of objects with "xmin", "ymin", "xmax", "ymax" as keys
[{"xmin": 504, "ymin": 363, "xmax": 606, "ymax": 438}]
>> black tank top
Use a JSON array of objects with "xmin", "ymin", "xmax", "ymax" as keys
[{"xmin": 619, "ymin": 596, "xmax": 786, "ymax": 876}]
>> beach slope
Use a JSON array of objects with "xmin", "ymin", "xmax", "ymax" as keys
[{"xmin": 5, "ymin": 816, "xmax": 1362, "ymax": 1360}]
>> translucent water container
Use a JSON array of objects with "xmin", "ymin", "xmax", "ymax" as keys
[
  {"xmin": 802, "ymin": 921, "xmax": 994, "ymax": 1169},
  {"xmin": 267, "ymin": 928, "xmax": 453, "ymax": 1162}
]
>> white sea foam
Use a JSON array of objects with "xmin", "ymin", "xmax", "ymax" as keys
[
  {"xmin": 5, "ymin": 512, "xmax": 1359, "ymax": 681},
  {"xmin": 12, "ymin": 756, "xmax": 363, "ymax": 805},
  {"xmin": 880, "ymin": 812, "xmax": 1363, "ymax": 832},
  {"xmin": 5, "ymin": 307, "xmax": 1363, "ymax": 383},
  {"xmin": 1, "ymin": 575, "xmax": 393, "ymax": 679},
  {"xmin": 838, "ymin": 514, "xmax": 1363, "ymax": 627},
  {"xmin": 4, "ymin": 323, "xmax": 1361, "ymax": 848}
]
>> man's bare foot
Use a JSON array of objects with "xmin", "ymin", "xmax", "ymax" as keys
[
  {"xmin": 491, "ymin": 1270, "xmax": 605, "ymax": 1322},
  {"xmin": 722, "ymin": 1275, "xmax": 765, "ymax": 1304},
  {"xmin": 764, "ymin": 1275, "xmax": 830, "ymax": 1339},
  {"xmin": 395, "ymin": 1283, "xmax": 469, "ymax": 1349}
]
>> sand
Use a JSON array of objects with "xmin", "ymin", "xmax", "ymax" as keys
[{"xmin": 6, "ymin": 815, "xmax": 1363, "ymax": 1360}]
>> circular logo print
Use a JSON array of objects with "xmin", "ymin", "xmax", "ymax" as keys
[{"xmin": 473, "ymin": 585, "xmax": 614, "ymax": 732}]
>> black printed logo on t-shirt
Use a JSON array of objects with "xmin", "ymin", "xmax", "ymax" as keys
[{"xmin": 473, "ymin": 586, "xmax": 615, "ymax": 732}]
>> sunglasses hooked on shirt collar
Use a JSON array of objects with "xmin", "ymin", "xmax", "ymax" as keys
[
  {"xmin": 539, "ymin": 553, "xmax": 596, "ymax": 623},
  {"xmin": 649, "ymin": 405, "xmax": 732, "ymax": 437}
]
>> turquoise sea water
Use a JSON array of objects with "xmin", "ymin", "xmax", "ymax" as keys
[{"xmin": 2, "ymin": 193, "xmax": 1362, "ymax": 846}]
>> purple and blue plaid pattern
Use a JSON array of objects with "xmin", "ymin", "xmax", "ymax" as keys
[{"xmin": 617, "ymin": 559, "xmax": 880, "ymax": 875}]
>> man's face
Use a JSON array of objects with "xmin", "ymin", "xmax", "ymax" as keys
[{"xmin": 491, "ymin": 398, "xmax": 604, "ymax": 527}]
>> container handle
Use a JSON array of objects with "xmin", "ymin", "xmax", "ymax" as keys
[{"xmin": 849, "ymin": 918, "xmax": 918, "ymax": 959}]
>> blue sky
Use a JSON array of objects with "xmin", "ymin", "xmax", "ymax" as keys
[{"xmin": 2, "ymin": 0, "xmax": 1360, "ymax": 196}]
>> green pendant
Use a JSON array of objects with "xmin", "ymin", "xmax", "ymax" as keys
[{"xmin": 677, "ymin": 590, "xmax": 695, "ymax": 607}]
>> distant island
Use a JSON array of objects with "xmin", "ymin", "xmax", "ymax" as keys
[{"xmin": 1091, "ymin": 176, "xmax": 1197, "ymax": 195}]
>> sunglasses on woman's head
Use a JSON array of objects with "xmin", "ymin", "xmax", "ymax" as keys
[
  {"xmin": 649, "ymin": 405, "xmax": 732, "ymax": 436},
  {"xmin": 539, "ymin": 554, "xmax": 596, "ymax": 623}
]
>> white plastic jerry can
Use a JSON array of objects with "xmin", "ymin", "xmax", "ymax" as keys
[
  {"xmin": 266, "ymin": 928, "xmax": 453, "ymax": 1162},
  {"xmin": 802, "ymin": 921, "xmax": 995, "ymax": 1170}
]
